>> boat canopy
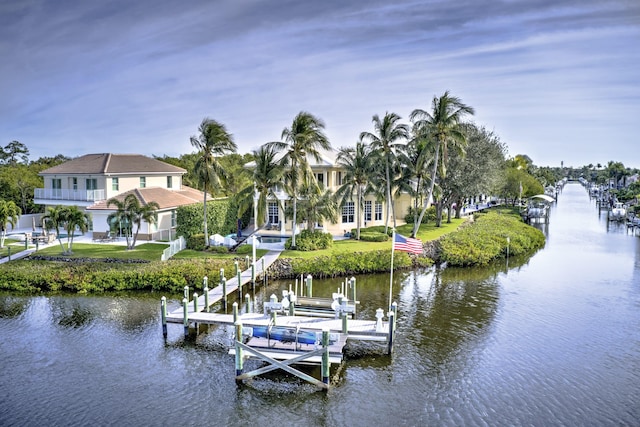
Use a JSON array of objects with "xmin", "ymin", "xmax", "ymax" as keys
[{"xmin": 530, "ymin": 194, "xmax": 555, "ymax": 203}]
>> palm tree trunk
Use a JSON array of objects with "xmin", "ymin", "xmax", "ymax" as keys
[
  {"xmin": 356, "ymin": 187, "xmax": 362, "ymax": 240},
  {"xmin": 292, "ymin": 196, "xmax": 297, "ymax": 248},
  {"xmin": 412, "ymin": 141, "xmax": 441, "ymax": 237},
  {"xmin": 203, "ymin": 190, "xmax": 209, "ymax": 247},
  {"xmin": 384, "ymin": 161, "xmax": 391, "ymax": 234}
]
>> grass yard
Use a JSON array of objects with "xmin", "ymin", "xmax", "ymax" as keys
[
  {"xmin": 35, "ymin": 243, "xmax": 169, "ymax": 262},
  {"xmin": 281, "ymin": 219, "xmax": 465, "ymax": 258}
]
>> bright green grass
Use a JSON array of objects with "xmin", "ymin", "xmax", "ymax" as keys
[
  {"xmin": 35, "ymin": 243, "xmax": 169, "ymax": 261},
  {"xmin": 172, "ymin": 248, "xmax": 270, "ymax": 259},
  {"xmin": 281, "ymin": 219, "xmax": 465, "ymax": 258}
]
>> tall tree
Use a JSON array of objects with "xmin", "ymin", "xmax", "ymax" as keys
[
  {"xmin": 239, "ymin": 145, "xmax": 285, "ymax": 229},
  {"xmin": 0, "ymin": 199, "xmax": 21, "ymax": 248},
  {"xmin": 266, "ymin": 111, "xmax": 331, "ymax": 249},
  {"xmin": 190, "ymin": 118, "xmax": 237, "ymax": 246},
  {"xmin": 410, "ymin": 91, "xmax": 474, "ymax": 234},
  {"xmin": 1, "ymin": 141, "xmax": 30, "ymax": 165},
  {"xmin": 335, "ymin": 142, "xmax": 374, "ymax": 240},
  {"xmin": 360, "ymin": 112, "xmax": 409, "ymax": 233}
]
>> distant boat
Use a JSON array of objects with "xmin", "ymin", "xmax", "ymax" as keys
[{"xmin": 608, "ymin": 202, "xmax": 626, "ymax": 222}]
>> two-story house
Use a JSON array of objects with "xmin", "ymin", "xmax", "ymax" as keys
[
  {"xmin": 246, "ymin": 147, "xmax": 412, "ymax": 236},
  {"xmin": 35, "ymin": 153, "xmax": 204, "ymax": 240}
]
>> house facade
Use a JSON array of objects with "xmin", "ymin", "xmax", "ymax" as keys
[
  {"xmin": 247, "ymin": 148, "xmax": 412, "ymax": 236},
  {"xmin": 35, "ymin": 153, "xmax": 202, "ymax": 240}
]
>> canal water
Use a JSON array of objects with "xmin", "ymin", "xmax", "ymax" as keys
[{"xmin": 1, "ymin": 182, "xmax": 639, "ymax": 426}]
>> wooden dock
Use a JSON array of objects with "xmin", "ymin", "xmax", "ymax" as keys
[
  {"xmin": 161, "ymin": 266, "xmax": 397, "ymax": 390},
  {"xmin": 167, "ymin": 250, "xmax": 281, "ymax": 317}
]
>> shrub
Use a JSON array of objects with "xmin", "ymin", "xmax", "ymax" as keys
[
  {"xmin": 187, "ymin": 234, "xmax": 206, "ymax": 251},
  {"xmin": 405, "ymin": 206, "xmax": 437, "ymax": 224},
  {"xmin": 284, "ymin": 229, "xmax": 333, "ymax": 251},
  {"xmin": 439, "ymin": 210, "xmax": 545, "ymax": 266},
  {"xmin": 358, "ymin": 232, "xmax": 389, "ymax": 242},
  {"xmin": 287, "ymin": 249, "xmax": 414, "ymax": 278}
]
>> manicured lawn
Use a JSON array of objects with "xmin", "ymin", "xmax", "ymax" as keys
[
  {"xmin": 281, "ymin": 219, "xmax": 465, "ymax": 258},
  {"xmin": 17, "ymin": 218, "xmax": 468, "ymax": 261},
  {"xmin": 35, "ymin": 243, "xmax": 169, "ymax": 262},
  {"xmin": 172, "ymin": 248, "xmax": 270, "ymax": 259}
]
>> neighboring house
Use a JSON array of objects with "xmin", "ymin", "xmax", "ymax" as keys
[
  {"xmin": 34, "ymin": 153, "xmax": 203, "ymax": 240},
  {"xmin": 245, "ymin": 148, "xmax": 412, "ymax": 236}
]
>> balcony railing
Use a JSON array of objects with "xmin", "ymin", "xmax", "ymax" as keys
[{"xmin": 34, "ymin": 188, "xmax": 106, "ymax": 202}]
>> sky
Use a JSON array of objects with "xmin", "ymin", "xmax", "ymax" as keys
[{"xmin": 1, "ymin": 0, "xmax": 639, "ymax": 169}]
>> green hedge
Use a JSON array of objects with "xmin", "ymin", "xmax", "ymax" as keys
[
  {"xmin": 439, "ymin": 210, "xmax": 545, "ymax": 266},
  {"xmin": 176, "ymin": 198, "xmax": 239, "ymax": 241},
  {"xmin": 0, "ymin": 258, "xmax": 240, "ymax": 293},
  {"xmin": 358, "ymin": 232, "xmax": 389, "ymax": 242},
  {"xmin": 284, "ymin": 229, "xmax": 333, "ymax": 251},
  {"xmin": 288, "ymin": 249, "xmax": 414, "ymax": 278}
]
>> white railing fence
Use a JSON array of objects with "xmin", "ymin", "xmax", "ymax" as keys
[{"xmin": 161, "ymin": 236, "xmax": 186, "ymax": 261}]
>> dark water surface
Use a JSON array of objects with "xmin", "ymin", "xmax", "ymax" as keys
[{"xmin": 1, "ymin": 183, "xmax": 639, "ymax": 426}]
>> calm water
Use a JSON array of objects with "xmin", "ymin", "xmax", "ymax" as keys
[{"xmin": 1, "ymin": 182, "xmax": 639, "ymax": 426}]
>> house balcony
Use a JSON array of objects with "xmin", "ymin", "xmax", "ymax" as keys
[{"xmin": 34, "ymin": 188, "xmax": 106, "ymax": 204}]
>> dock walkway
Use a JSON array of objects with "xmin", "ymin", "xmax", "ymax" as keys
[{"xmin": 168, "ymin": 250, "xmax": 282, "ymax": 317}]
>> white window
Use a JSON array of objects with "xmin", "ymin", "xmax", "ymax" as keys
[
  {"xmin": 86, "ymin": 178, "xmax": 97, "ymax": 190},
  {"xmin": 171, "ymin": 210, "xmax": 177, "ymax": 227},
  {"xmin": 112, "ymin": 177, "xmax": 119, "ymax": 191},
  {"xmin": 140, "ymin": 177, "xmax": 146, "ymax": 188},
  {"xmin": 375, "ymin": 202, "xmax": 383, "ymax": 221},
  {"xmin": 72, "ymin": 177, "xmax": 78, "ymax": 190},
  {"xmin": 316, "ymin": 172, "xmax": 324, "ymax": 187},
  {"xmin": 364, "ymin": 200, "xmax": 372, "ymax": 222},
  {"xmin": 342, "ymin": 201, "xmax": 355, "ymax": 223},
  {"xmin": 167, "ymin": 176, "xmax": 172, "ymax": 189},
  {"xmin": 268, "ymin": 202, "xmax": 279, "ymax": 225}
]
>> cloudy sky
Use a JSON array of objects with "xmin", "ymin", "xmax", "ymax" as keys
[{"xmin": 1, "ymin": 0, "xmax": 638, "ymax": 168}]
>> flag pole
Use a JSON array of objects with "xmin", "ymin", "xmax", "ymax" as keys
[{"xmin": 389, "ymin": 229, "xmax": 395, "ymax": 313}]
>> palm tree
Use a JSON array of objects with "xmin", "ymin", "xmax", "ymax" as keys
[
  {"xmin": 397, "ymin": 124, "xmax": 435, "ymax": 233},
  {"xmin": 190, "ymin": 118, "xmax": 237, "ymax": 246},
  {"xmin": 410, "ymin": 91, "xmax": 474, "ymax": 235},
  {"xmin": 0, "ymin": 199, "xmax": 21, "ymax": 248},
  {"xmin": 297, "ymin": 180, "xmax": 338, "ymax": 232},
  {"xmin": 250, "ymin": 145, "xmax": 285, "ymax": 228},
  {"xmin": 130, "ymin": 199, "xmax": 160, "ymax": 249},
  {"xmin": 359, "ymin": 112, "xmax": 410, "ymax": 233},
  {"xmin": 335, "ymin": 142, "xmax": 373, "ymax": 240},
  {"xmin": 107, "ymin": 194, "xmax": 159, "ymax": 250},
  {"xmin": 42, "ymin": 205, "xmax": 90, "ymax": 254},
  {"xmin": 107, "ymin": 195, "xmax": 135, "ymax": 249},
  {"xmin": 266, "ymin": 111, "xmax": 331, "ymax": 249}
]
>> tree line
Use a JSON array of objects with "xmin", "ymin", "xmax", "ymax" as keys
[{"xmin": 4, "ymin": 92, "xmax": 639, "ymax": 248}]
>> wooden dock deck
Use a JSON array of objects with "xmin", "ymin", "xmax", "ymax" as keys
[{"xmin": 165, "ymin": 311, "xmax": 391, "ymax": 342}]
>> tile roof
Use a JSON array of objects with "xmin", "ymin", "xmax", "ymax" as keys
[
  {"xmin": 39, "ymin": 153, "xmax": 186, "ymax": 175},
  {"xmin": 87, "ymin": 186, "xmax": 205, "ymax": 211}
]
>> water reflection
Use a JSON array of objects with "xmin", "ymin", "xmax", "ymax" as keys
[{"xmin": 0, "ymin": 294, "xmax": 28, "ymax": 318}]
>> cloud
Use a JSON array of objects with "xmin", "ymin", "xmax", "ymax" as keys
[{"xmin": 1, "ymin": 0, "xmax": 639, "ymax": 167}]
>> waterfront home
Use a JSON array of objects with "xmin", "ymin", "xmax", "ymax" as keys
[
  {"xmin": 245, "ymin": 147, "xmax": 413, "ymax": 236},
  {"xmin": 34, "ymin": 153, "xmax": 205, "ymax": 240}
]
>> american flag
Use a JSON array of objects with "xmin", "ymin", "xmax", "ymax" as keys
[{"xmin": 394, "ymin": 233, "xmax": 423, "ymax": 255}]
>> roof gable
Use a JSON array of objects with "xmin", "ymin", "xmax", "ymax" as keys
[{"xmin": 40, "ymin": 153, "xmax": 186, "ymax": 175}]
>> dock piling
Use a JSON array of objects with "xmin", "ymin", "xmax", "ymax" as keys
[
  {"xmin": 182, "ymin": 298, "xmax": 189, "ymax": 337},
  {"xmin": 387, "ymin": 309, "xmax": 395, "ymax": 355},
  {"xmin": 245, "ymin": 294, "xmax": 252, "ymax": 314},
  {"xmin": 193, "ymin": 293, "xmax": 199, "ymax": 312},
  {"xmin": 204, "ymin": 287, "xmax": 210, "ymax": 312},
  {"xmin": 235, "ymin": 320, "xmax": 244, "ymax": 379},
  {"xmin": 321, "ymin": 329, "xmax": 330, "ymax": 385},
  {"xmin": 161, "ymin": 296, "xmax": 167, "ymax": 337}
]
